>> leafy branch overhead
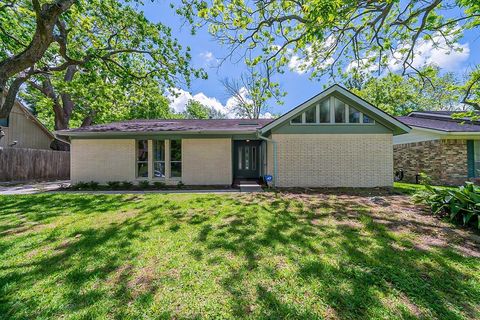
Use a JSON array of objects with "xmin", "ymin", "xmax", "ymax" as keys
[
  {"xmin": 180, "ymin": 0, "xmax": 480, "ymax": 110},
  {"xmin": 0, "ymin": 0, "xmax": 207, "ymax": 121}
]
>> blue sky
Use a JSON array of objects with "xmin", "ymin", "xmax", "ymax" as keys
[{"xmin": 139, "ymin": 1, "xmax": 480, "ymax": 117}]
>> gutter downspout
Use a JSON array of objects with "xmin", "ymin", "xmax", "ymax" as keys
[{"xmin": 257, "ymin": 131, "xmax": 277, "ymax": 187}]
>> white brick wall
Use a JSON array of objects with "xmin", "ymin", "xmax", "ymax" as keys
[
  {"xmin": 272, "ymin": 134, "xmax": 393, "ymax": 187},
  {"xmin": 182, "ymin": 138, "xmax": 232, "ymax": 185},
  {"xmin": 71, "ymin": 139, "xmax": 136, "ymax": 183}
]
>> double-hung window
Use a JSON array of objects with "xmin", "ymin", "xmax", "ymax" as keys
[
  {"xmin": 153, "ymin": 140, "xmax": 165, "ymax": 178},
  {"xmin": 170, "ymin": 139, "xmax": 182, "ymax": 178},
  {"xmin": 136, "ymin": 140, "xmax": 148, "ymax": 178}
]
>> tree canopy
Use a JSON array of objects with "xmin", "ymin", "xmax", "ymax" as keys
[
  {"xmin": 344, "ymin": 67, "xmax": 462, "ymax": 116},
  {"xmin": 180, "ymin": 0, "xmax": 480, "ymax": 110},
  {"xmin": 0, "ymin": 0, "xmax": 206, "ymax": 131}
]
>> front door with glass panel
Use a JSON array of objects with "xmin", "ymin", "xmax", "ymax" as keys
[{"xmin": 233, "ymin": 140, "xmax": 261, "ymax": 179}]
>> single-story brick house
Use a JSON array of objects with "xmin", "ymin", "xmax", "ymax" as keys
[
  {"xmin": 57, "ymin": 85, "xmax": 410, "ymax": 187},
  {"xmin": 394, "ymin": 111, "xmax": 480, "ymax": 185}
]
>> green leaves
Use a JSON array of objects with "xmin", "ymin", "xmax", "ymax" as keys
[
  {"xmin": 413, "ymin": 182, "xmax": 480, "ymax": 229},
  {"xmin": 3, "ymin": 0, "xmax": 206, "ymax": 129}
]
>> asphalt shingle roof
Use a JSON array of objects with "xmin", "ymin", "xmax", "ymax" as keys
[
  {"xmin": 396, "ymin": 111, "xmax": 480, "ymax": 132},
  {"xmin": 57, "ymin": 119, "xmax": 274, "ymax": 134}
]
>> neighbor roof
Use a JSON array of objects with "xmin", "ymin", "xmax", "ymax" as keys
[
  {"xmin": 396, "ymin": 111, "xmax": 480, "ymax": 133},
  {"xmin": 57, "ymin": 119, "xmax": 273, "ymax": 136}
]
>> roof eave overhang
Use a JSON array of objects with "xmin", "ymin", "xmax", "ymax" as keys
[
  {"xmin": 55, "ymin": 129, "xmax": 259, "ymax": 138},
  {"xmin": 410, "ymin": 125, "xmax": 480, "ymax": 135}
]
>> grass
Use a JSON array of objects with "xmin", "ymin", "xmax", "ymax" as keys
[{"xmin": 0, "ymin": 192, "xmax": 479, "ymax": 319}]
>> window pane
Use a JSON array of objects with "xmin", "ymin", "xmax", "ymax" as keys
[
  {"xmin": 291, "ymin": 115, "xmax": 302, "ymax": 123},
  {"xmin": 319, "ymin": 99, "xmax": 330, "ymax": 123},
  {"xmin": 305, "ymin": 107, "xmax": 316, "ymax": 123},
  {"xmin": 334, "ymin": 98, "xmax": 345, "ymax": 123},
  {"xmin": 171, "ymin": 162, "xmax": 182, "ymax": 178},
  {"xmin": 349, "ymin": 106, "xmax": 361, "ymax": 123},
  {"xmin": 170, "ymin": 140, "xmax": 181, "ymax": 161},
  {"xmin": 137, "ymin": 162, "xmax": 148, "ymax": 178},
  {"xmin": 245, "ymin": 147, "xmax": 250, "ymax": 170},
  {"xmin": 153, "ymin": 140, "xmax": 165, "ymax": 161},
  {"xmin": 154, "ymin": 162, "xmax": 165, "ymax": 178},
  {"xmin": 363, "ymin": 115, "xmax": 374, "ymax": 123},
  {"xmin": 238, "ymin": 147, "xmax": 243, "ymax": 170},
  {"xmin": 475, "ymin": 141, "xmax": 480, "ymax": 177},
  {"xmin": 252, "ymin": 147, "xmax": 256, "ymax": 170},
  {"xmin": 137, "ymin": 140, "xmax": 148, "ymax": 161},
  {"xmin": 0, "ymin": 117, "xmax": 9, "ymax": 127}
]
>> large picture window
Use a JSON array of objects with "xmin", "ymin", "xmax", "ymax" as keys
[
  {"xmin": 136, "ymin": 140, "xmax": 148, "ymax": 178},
  {"xmin": 153, "ymin": 140, "xmax": 165, "ymax": 178},
  {"xmin": 170, "ymin": 139, "xmax": 182, "ymax": 178}
]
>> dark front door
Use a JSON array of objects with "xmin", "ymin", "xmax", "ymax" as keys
[{"xmin": 233, "ymin": 140, "xmax": 261, "ymax": 179}]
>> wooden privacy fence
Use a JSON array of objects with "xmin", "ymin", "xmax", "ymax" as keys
[{"xmin": 0, "ymin": 147, "xmax": 70, "ymax": 182}]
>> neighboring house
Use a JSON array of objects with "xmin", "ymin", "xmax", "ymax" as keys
[
  {"xmin": 394, "ymin": 111, "xmax": 480, "ymax": 185},
  {"xmin": 57, "ymin": 85, "xmax": 410, "ymax": 187},
  {"xmin": 0, "ymin": 99, "xmax": 54, "ymax": 150}
]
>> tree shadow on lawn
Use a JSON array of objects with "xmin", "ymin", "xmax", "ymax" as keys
[
  {"xmin": 194, "ymin": 193, "xmax": 479, "ymax": 319},
  {"xmin": 0, "ymin": 194, "xmax": 174, "ymax": 319},
  {"xmin": 0, "ymin": 192, "xmax": 478, "ymax": 319}
]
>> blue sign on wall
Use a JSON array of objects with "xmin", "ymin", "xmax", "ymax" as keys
[{"xmin": 264, "ymin": 175, "xmax": 273, "ymax": 182}]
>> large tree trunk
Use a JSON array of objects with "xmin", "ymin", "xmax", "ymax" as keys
[{"xmin": 0, "ymin": 0, "xmax": 75, "ymax": 118}]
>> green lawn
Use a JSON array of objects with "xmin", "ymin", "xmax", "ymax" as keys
[{"xmin": 0, "ymin": 192, "xmax": 478, "ymax": 319}]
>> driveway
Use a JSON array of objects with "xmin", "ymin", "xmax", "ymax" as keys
[{"xmin": 0, "ymin": 180, "xmax": 70, "ymax": 195}]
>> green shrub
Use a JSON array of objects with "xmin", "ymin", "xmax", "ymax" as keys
[
  {"xmin": 418, "ymin": 172, "xmax": 432, "ymax": 185},
  {"xmin": 413, "ymin": 182, "xmax": 480, "ymax": 229},
  {"xmin": 86, "ymin": 181, "xmax": 99, "ymax": 190},
  {"xmin": 153, "ymin": 181, "xmax": 166, "ymax": 189},
  {"xmin": 121, "ymin": 181, "xmax": 133, "ymax": 189},
  {"xmin": 72, "ymin": 182, "xmax": 88, "ymax": 190},
  {"xmin": 107, "ymin": 181, "xmax": 121, "ymax": 190},
  {"xmin": 177, "ymin": 181, "xmax": 185, "ymax": 189},
  {"xmin": 138, "ymin": 180, "xmax": 150, "ymax": 189}
]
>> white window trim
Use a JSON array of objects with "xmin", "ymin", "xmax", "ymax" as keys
[{"xmin": 135, "ymin": 139, "xmax": 183, "ymax": 181}]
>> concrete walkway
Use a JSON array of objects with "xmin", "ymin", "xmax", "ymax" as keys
[
  {"xmin": 0, "ymin": 180, "xmax": 70, "ymax": 195},
  {"xmin": 0, "ymin": 181, "xmax": 264, "ymax": 195}
]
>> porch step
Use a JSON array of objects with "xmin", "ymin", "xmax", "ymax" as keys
[{"xmin": 238, "ymin": 181, "xmax": 263, "ymax": 192}]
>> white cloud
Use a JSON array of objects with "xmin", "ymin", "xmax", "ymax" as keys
[
  {"xmin": 287, "ymin": 38, "xmax": 335, "ymax": 75},
  {"xmin": 200, "ymin": 51, "xmax": 214, "ymax": 61},
  {"xmin": 168, "ymin": 88, "xmax": 235, "ymax": 118},
  {"xmin": 200, "ymin": 51, "xmax": 218, "ymax": 66},
  {"xmin": 260, "ymin": 112, "xmax": 273, "ymax": 119},
  {"xmin": 288, "ymin": 55, "xmax": 309, "ymax": 74},
  {"xmin": 168, "ymin": 87, "xmax": 275, "ymax": 119},
  {"xmin": 225, "ymin": 86, "xmax": 252, "ymax": 110},
  {"xmin": 388, "ymin": 33, "xmax": 470, "ymax": 71}
]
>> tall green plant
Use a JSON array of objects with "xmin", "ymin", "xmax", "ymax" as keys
[{"xmin": 413, "ymin": 182, "xmax": 480, "ymax": 229}]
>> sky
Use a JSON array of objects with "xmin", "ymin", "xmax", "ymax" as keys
[{"xmin": 139, "ymin": 1, "xmax": 480, "ymax": 118}]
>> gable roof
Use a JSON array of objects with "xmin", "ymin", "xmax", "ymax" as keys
[
  {"xmin": 396, "ymin": 111, "xmax": 480, "ymax": 133},
  {"xmin": 259, "ymin": 84, "xmax": 410, "ymax": 135},
  {"xmin": 57, "ymin": 84, "xmax": 411, "ymax": 138},
  {"xmin": 57, "ymin": 119, "xmax": 273, "ymax": 136}
]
